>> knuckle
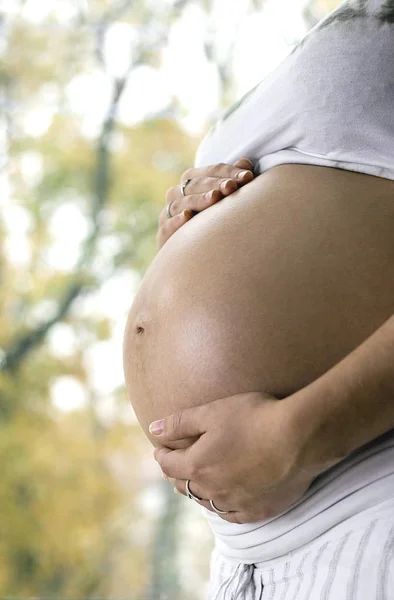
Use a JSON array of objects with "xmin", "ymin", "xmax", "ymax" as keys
[
  {"xmin": 226, "ymin": 513, "xmax": 241, "ymax": 524},
  {"xmin": 165, "ymin": 187, "xmax": 175, "ymax": 203},
  {"xmin": 188, "ymin": 461, "xmax": 201, "ymax": 480},
  {"xmin": 198, "ymin": 193, "xmax": 211, "ymax": 209},
  {"xmin": 214, "ymin": 488, "xmax": 228, "ymax": 503},
  {"xmin": 171, "ymin": 411, "xmax": 183, "ymax": 435},
  {"xmin": 226, "ymin": 514, "xmax": 237, "ymax": 524},
  {"xmin": 161, "ymin": 464, "xmax": 171, "ymax": 477},
  {"xmin": 196, "ymin": 403, "xmax": 209, "ymax": 423},
  {"xmin": 181, "ymin": 168, "xmax": 192, "ymax": 181},
  {"xmin": 168, "ymin": 199, "xmax": 179, "ymax": 217},
  {"xmin": 205, "ymin": 165, "xmax": 216, "ymax": 177},
  {"xmin": 206, "ymin": 162, "xmax": 225, "ymax": 177}
]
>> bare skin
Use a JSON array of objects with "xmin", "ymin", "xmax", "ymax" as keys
[{"xmin": 123, "ymin": 164, "xmax": 394, "ymax": 455}]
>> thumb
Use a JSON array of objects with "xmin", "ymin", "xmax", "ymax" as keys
[{"xmin": 149, "ymin": 405, "xmax": 206, "ymax": 441}]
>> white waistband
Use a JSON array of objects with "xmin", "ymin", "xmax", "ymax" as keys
[{"xmin": 202, "ymin": 429, "xmax": 394, "ymax": 564}]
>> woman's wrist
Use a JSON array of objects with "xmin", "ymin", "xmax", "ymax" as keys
[
  {"xmin": 287, "ymin": 313, "xmax": 394, "ymax": 477},
  {"xmin": 286, "ymin": 376, "xmax": 352, "ymax": 479}
]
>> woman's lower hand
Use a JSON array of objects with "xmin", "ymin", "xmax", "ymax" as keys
[
  {"xmin": 150, "ymin": 392, "xmax": 320, "ymax": 524},
  {"xmin": 156, "ymin": 157, "xmax": 255, "ymax": 249}
]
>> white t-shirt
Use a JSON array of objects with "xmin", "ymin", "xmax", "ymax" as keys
[{"xmin": 194, "ymin": 0, "xmax": 394, "ymax": 181}]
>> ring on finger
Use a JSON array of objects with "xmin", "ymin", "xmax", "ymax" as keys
[
  {"xmin": 209, "ymin": 499, "xmax": 230, "ymax": 515},
  {"xmin": 181, "ymin": 178, "xmax": 192, "ymax": 197},
  {"xmin": 166, "ymin": 200, "xmax": 176, "ymax": 219},
  {"xmin": 186, "ymin": 479, "xmax": 205, "ymax": 503}
]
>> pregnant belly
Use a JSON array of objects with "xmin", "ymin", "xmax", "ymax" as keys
[{"xmin": 123, "ymin": 165, "xmax": 394, "ymax": 438}]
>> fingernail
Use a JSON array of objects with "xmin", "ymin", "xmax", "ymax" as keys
[
  {"xmin": 237, "ymin": 170, "xmax": 249, "ymax": 180},
  {"xmin": 220, "ymin": 179, "xmax": 231, "ymax": 191},
  {"xmin": 149, "ymin": 420, "xmax": 164, "ymax": 435}
]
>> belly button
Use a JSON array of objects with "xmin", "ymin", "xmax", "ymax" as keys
[{"xmin": 136, "ymin": 325, "xmax": 145, "ymax": 335}]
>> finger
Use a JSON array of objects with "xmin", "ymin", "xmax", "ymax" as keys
[
  {"xmin": 167, "ymin": 476, "xmax": 183, "ymax": 493},
  {"xmin": 163, "ymin": 172, "xmax": 251, "ymax": 222},
  {"xmin": 172, "ymin": 478, "xmax": 216, "ymax": 512},
  {"xmin": 155, "ymin": 446, "xmax": 172, "ymax": 462},
  {"xmin": 164, "ymin": 207, "xmax": 194, "ymax": 234},
  {"xmin": 159, "ymin": 193, "xmax": 194, "ymax": 224},
  {"xmin": 162, "ymin": 188, "xmax": 222, "ymax": 223},
  {"xmin": 162, "ymin": 474, "xmax": 189, "ymax": 498},
  {"xmin": 232, "ymin": 159, "xmax": 255, "ymax": 186},
  {"xmin": 168, "ymin": 474, "xmax": 242, "ymax": 520},
  {"xmin": 164, "ymin": 475, "xmax": 186, "ymax": 496},
  {"xmin": 154, "ymin": 446, "xmax": 191, "ymax": 480},
  {"xmin": 220, "ymin": 511, "xmax": 248, "ymax": 524},
  {"xmin": 177, "ymin": 188, "xmax": 223, "ymax": 214},
  {"xmin": 171, "ymin": 477, "xmax": 204, "ymax": 500},
  {"xmin": 149, "ymin": 405, "xmax": 207, "ymax": 441},
  {"xmin": 179, "ymin": 176, "xmax": 239, "ymax": 199},
  {"xmin": 181, "ymin": 163, "xmax": 254, "ymax": 186},
  {"xmin": 233, "ymin": 158, "xmax": 254, "ymax": 170},
  {"xmin": 181, "ymin": 485, "xmax": 238, "ymax": 518},
  {"xmin": 156, "ymin": 209, "xmax": 193, "ymax": 249}
]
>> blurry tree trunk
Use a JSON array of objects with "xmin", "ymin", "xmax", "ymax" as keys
[
  {"xmin": 0, "ymin": 0, "xmax": 193, "ymax": 376},
  {"xmin": 145, "ymin": 482, "xmax": 183, "ymax": 600},
  {"xmin": 0, "ymin": 66, "xmax": 127, "ymax": 375}
]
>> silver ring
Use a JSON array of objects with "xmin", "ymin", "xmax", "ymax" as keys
[
  {"xmin": 209, "ymin": 499, "xmax": 230, "ymax": 514},
  {"xmin": 186, "ymin": 479, "xmax": 204, "ymax": 503},
  {"xmin": 166, "ymin": 200, "xmax": 175, "ymax": 219},
  {"xmin": 181, "ymin": 178, "xmax": 192, "ymax": 197}
]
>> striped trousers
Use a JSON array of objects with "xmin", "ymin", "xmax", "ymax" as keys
[
  {"xmin": 205, "ymin": 429, "xmax": 394, "ymax": 599},
  {"xmin": 207, "ymin": 501, "xmax": 394, "ymax": 599}
]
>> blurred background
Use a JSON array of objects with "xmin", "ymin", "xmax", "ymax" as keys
[{"xmin": 0, "ymin": 0, "xmax": 340, "ymax": 598}]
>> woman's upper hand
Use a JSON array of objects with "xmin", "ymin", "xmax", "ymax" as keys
[{"xmin": 156, "ymin": 157, "xmax": 255, "ymax": 249}]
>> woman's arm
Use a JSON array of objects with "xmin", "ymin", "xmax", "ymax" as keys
[{"xmin": 292, "ymin": 312, "xmax": 394, "ymax": 472}]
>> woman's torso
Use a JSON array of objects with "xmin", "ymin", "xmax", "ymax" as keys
[
  {"xmin": 123, "ymin": 0, "xmax": 394, "ymax": 434},
  {"xmin": 124, "ymin": 165, "xmax": 394, "ymax": 435}
]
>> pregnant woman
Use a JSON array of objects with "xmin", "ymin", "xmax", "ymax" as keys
[{"xmin": 123, "ymin": 1, "xmax": 394, "ymax": 598}]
